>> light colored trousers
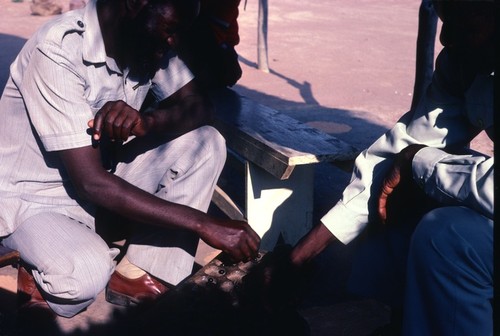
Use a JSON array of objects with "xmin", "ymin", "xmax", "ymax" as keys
[{"xmin": 3, "ymin": 126, "xmax": 226, "ymax": 317}]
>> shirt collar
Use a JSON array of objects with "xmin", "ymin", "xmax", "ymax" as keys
[{"xmin": 82, "ymin": 0, "xmax": 122, "ymax": 74}]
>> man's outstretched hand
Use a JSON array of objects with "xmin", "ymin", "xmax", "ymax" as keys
[{"xmin": 378, "ymin": 144, "xmax": 426, "ymax": 224}]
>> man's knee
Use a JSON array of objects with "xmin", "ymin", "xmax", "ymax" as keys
[
  {"xmin": 410, "ymin": 207, "xmax": 448, "ymax": 255},
  {"xmin": 40, "ymin": 260, "xmax": 112, "ymax": 317},
  {"xmin": 198, "ymin": 125, "xmax": 226, "ymax": 163},
  {"xmin": 36, "ymin": 245, "xmax": 115, "ymax": 303},
  {"xmin": 410, "ymin": 206, "xmax": 493, "ymax": 270},
  {"xmin": 186, "ymin": 126, "xmax": 227, "ymax": 178},
  {"xmin": 171, "ymin": 126, "xmax": 226, "ymax": 169}
]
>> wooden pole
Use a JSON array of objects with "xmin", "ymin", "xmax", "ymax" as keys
[
  {"xmin": 411, "ymin": 0, "xmax": 438, "ymax": 110},
  {"xmin": 257, "ymin": 0, "xmax": 269, "ymax": 72}
]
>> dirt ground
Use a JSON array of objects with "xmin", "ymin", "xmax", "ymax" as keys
[{"xmin": 0, "ymin": 0, "xmax": 492, "ymax": 153}]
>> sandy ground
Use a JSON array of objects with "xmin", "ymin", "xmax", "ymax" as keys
[{"xmin": 0, "ymin": 0, "xmax": 492, "ymax": 155}]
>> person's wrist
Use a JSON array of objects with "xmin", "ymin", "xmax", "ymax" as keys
[
  {"xmin": 142, "ymin": 114, "xmax": 155, "ymax": 134},
  {"xmin": 399, "ymin": 144, "xmax": 426, "ymax": 178},
  {"xmin": 289, "ymin": 247, "xmax": 307, "ymax": 268}
]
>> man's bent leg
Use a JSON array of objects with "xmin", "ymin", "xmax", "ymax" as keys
[
  {"xmin": 115, "ymin": 126, "xmax": 227, "ymax": 285},
  {"xmin": 403, "ymin": 206, "xmax": 493, "ymax": 335},
  {"xmin": 3, "ymin": 212, "xmax": 118, "ymax": 317}
]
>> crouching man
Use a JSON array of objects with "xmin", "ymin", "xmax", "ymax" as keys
[{"xmin": 0, "ymin": 0, "xmax": 260, "ymax": 319}]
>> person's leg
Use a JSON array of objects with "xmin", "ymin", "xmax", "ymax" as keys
[
  {"xmin": 348, "ymin": 177, "xmax": 435, "ymax": 312},
  {"xmin": 114, "ymin": 126, "xmax": 226, "ymax": 285},
  {"xmin": 348, "ymin": 223, "xmax": 414, "ymax": 309},
  {"xmin": 3, "ymin": 212, "xmax": 118, "ymax": 317},
  {"xmin": 403, "ymin": 206, "xmax": 493, "ymax": 336}
]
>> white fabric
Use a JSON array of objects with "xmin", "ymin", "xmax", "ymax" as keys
[
  {"xmin": 3, "ymin": 212, "xmax": 119, "ymax": 318},
  {"xmin": 3, "ymin": 126, "xmax": 226, "ymax": 316},
  {"xmin": 412, "ymin": 146, "xmax": 493, "ymax": 219},
  {"xmin": 0, "ymin": 0, "xmax": 224, "ymax": 316},
  {"xmin": 0, "ymin": 0, "xmax": 194, "ymax": 236}
]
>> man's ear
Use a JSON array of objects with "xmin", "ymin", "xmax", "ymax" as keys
[{"xmin": 126, "ymin": 0, "xmax": 149, "ymax": 16}]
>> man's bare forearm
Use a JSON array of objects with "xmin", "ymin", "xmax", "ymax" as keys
[
  {"xmin": 60, "ymin": 146, "xmax": 207, "ymax": 232},
  {"xmin": 145, "ymin": 80, "xmax": 214, "ymax": 136},
  {"xmin": 147, "ymin": 93, "xmax": 213, "ymax": 135},
  {"xmin": 290, "ymin": 222, "xmax": 338, "ymax": 267}
]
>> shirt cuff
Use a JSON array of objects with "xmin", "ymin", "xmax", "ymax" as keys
[
  {"xmin": 412, "ymin": 146, "xmax": 449, "ymax": 189},
  {"xmin": 320, "ymin": 201, "xmax": 368, "ymax": 245},
  {"xmin": 41, "ymin": 132, "xmax": 92, "ymax": 151}
]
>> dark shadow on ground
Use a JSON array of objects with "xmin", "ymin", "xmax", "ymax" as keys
[
  {"xmin": 0, "ymin": 34, "xmax": 27, "ymax": 90},
  {"xmin": 235, "ymin": 55, "xmax": 390, "ymax": 151},
  {"xmin": 1, "ymin": 253, "xmax": 389, "ymax": 336}
]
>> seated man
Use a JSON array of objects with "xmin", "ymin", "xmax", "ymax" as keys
[
  {"xmin": 0, "ymin": 0, "xmax": 260, "ymax": 318},
  {"xmin": 289, "ymin": 0, "xmax": 494, "ymax": 334}
]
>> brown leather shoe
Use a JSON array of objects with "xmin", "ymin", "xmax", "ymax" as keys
[
  {"xmin": 106, "ymin": 271, "xmax": 170, "ymax": 307},
  {"xmin": 17, "ymin": 265, "xmax": 55, "ymax": 320}
]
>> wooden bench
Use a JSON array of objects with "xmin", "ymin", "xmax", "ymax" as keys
[
  {"xmin": 207, "ymin": 0, "xmax": 438, "ymax": 252},
  {"xmin": 210, "ymin": 88, "xmax": 359, "ymax": 251},
  {"xmin": 0, "ymin": 244, "xmax": 20, "ymax": 268}
]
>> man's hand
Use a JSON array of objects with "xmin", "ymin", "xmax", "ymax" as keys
[
  {"xmin": 198, "ymin": 218, "xmax": 261, "ymax": 263},
  {"xmin": 88, "ymin": 100, "xmax": 150, "ymax": 142},
  {"xmin": 378, "ymin": 144, "xmax": 426, "ymax": 224}
]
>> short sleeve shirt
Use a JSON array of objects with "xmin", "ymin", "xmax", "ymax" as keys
[{"xmin": 0, "ymin": 0, "xmax": 194, "ymax": 235}]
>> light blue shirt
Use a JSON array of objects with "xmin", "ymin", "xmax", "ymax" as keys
[{"xmin": 322, "ymin": 49, "xmax": 494, "ymax": 244}]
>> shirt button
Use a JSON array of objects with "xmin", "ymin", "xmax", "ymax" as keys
[
  {"xmin": 477, "ymin": 118, "xmax": 484, "ymax": 128},
  {"xmin": 77, "ymin": 20, "xmax": 84, "ymax": 28}
]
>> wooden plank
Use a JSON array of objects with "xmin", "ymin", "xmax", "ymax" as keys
[
  {"xmin": 217, "ymin": 125, "xmax": 295, "ymax": 179},
  {"xmin": 0, "ymin": 245, "xmax": 20, "ymax": 268},
  {"xmin": 211, "ymin": 88, "xmax": 359, "ymax": 179},
  {"xmin": 211, "ymin": 185, "xmax": 246, "ymax": 221}
]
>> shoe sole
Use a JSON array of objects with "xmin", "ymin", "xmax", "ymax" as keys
[{"xmin": 105, "ymin": 287, "xmax": 140, "ymax": 307}]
